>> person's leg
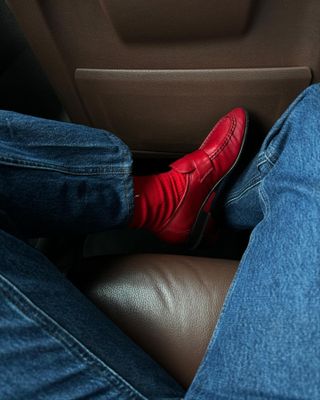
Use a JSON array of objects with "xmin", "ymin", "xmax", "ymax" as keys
[
  {"xmin": 131, "ymin": 107, "xmax": 247, "ymax": 245},
  {"xmin": 0, "ymin": 107, "xmax": 247, "ymax": 246},
  {"xmin": 186, "ymin": 83, "xmax": 320, "ymax": 399},
  {"xmin": 0, "ymin": 105, "xmax": 246, "ymax": 398},
  {"xmin": 222, "ymin": 85, "xmax": 310, "ymax": 231},
  {"xmin": 0, "ymin": 111, "xmax": 184, "ymax": 399},
  {"xmin": 0, "ymin": 110, "xmax": 134, "ymax": 238},
  {"xmin": 0, "ymin": 228, "xmax": 184, "ymax": 399}
]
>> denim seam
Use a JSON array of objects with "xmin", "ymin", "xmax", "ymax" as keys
[
  {"xmin": 187, "ymin": 174, "xmax": 274, "ymax": 394},
  {"xmin": 0, "ymin": 273, "xmax": 146, "ymax": 400},
  {"xmin": 124, "ymin": 177, "xmax": 134, "ymax": 224},
  {"xmin": 187, "ymin": 85, "xmax": 319, "ymax": 400},
  {"xmin": 264, "ymin": 152, "xmax": 277, "ymax": 167},
  {"xmin": 258, "ymin": 179, "xmax": 271, "ymax": 217},
  {"xmin": 224, "ymin": 152, "xmax": 268, "ymax": 204},
  {"xmin": 101, "ymin": 130, "xmax": 134, "ymax": 171},
  {"xmin": 257, "ymin": 151, "xmax": 278, "ymax": 171},
  {"xmin": 257, "ymin": 155, "xmax": 269, "ymax": 170},
  {"xmin": 0, "ymin": 156, "xmax": 131, "ymax": 176},
  {"xmin": 265, "ymin": 143, "xmax": 280, "ymax": 164},
  {"xmin": 119, "ymin": 146, "xmax": 134, "ymax": 222},
  {"xmin": 225, "ymin": 175, "xmax": 262, "ymax": 206},
  {"xmin": 186, "ymin": 189, "xmax": 272, "ymax": 398}
]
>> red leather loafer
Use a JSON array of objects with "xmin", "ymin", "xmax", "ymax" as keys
[{"xmin": 155, "ymin": 108, "xmax": 248, "ymax": 246}]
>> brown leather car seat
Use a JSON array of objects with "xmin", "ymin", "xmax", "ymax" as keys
[{"xmin": 74, "ymin": 253, "xmax": 238, "ymax": 388}]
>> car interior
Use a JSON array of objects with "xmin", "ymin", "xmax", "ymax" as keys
[{"xmin": 2, "ymin": 0, "xmax": 320, "ymax": 390}]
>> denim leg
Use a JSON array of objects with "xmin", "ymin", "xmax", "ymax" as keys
[
  {"xmin": 223, "ymin": 84, "xmax": 314, "ymax": 231},
  {"xmin": 222, "ymin": 150, "xmax": 266, "ymax": 230},
  {"xmin": 0, "ymin": 112, "xmax": 185, "ymax": 399},
  {"xmin": 0, "ymin": 110, "xmax": 134, "ymax": 237},
  {"xmin": 186, "ymin": 84, "xmax": 320, "ymax": 399},
  {"xmin": 0, "ymin": 229, "xmax": 184, "ymax": 399}
]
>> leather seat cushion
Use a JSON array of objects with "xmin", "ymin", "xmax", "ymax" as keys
[{"xmin": 74, "ymin": 254, "xmax": 238, "ymax": 388}]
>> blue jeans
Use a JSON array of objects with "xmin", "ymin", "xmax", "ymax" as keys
[
  {"xmin": 0, "ymin": 113, "xmax": 184, "ymax": 399},
  {"xmin": 1, "ymin": 84, "xmax": 320, "ymax": 399},
  {"xmin": 187, "ymin": 84, "xmax": 320, "ymax": 399}
]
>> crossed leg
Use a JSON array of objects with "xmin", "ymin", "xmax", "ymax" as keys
[{"xmin": 187, "ymin": 84, "xmax": 320, "ymax": 399}]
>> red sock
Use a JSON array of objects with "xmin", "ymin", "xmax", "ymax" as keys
[{"xmin": 130, "ymin": 170, "xmax": 187, "ymax": 232}]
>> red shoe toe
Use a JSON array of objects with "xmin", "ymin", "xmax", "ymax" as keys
[{"xmin": 155, "ymin": 108, "xmax": 248, "ymax": 245}]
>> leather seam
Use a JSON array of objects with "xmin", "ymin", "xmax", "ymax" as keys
[{"xmin": 209, "ymin": 115, "xmax": 237, "ymax": 160}]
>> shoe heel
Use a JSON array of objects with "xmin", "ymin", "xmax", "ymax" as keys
[
  {"xmin": 188, "ymin": 190, "xmax": 216, "ymax": 249},
  {"xmin": 188, "ymin": 171, "xmax": 232, "ymax": 249}
]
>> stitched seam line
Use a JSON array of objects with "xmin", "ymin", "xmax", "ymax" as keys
[
  {"xmin": 265, "ymin": 143, "xmax": 280, "ymax": 164},
  {"xmin": 0, "ymin": 156, "xmax": 130, "ymax": 176},
  {"xmin": 158, "ymin": 117, "xmax": 239, "ymax": 232},
  {"xmin": 209, "ymin": 116, "xmax": 237, "ymax": 160},
  {"xmin": 187, "ymin": 186, "xmax": 273, "ymax": 400},
  {"xmin": 264, "ymin": 153, "xmax": 276, "ymax": 167},
  {"xmin": 0, "ymin": 274, "xmax": 146, "ymax": 400},
  {"xmin": 224, "ymin": 168, "xmax": 262, "ymax": 199},
  {"xmin": 259, "ymin": 179, "xmax": 271, "ymax": 217},
  {"xmin": 225, "ymin": 177, "xmax": 262, "ymax": 206}
]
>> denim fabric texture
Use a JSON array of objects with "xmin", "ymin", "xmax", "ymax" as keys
[
  {"xmin": 0, "ymin": 112, "xmax": 184, "ymax": 399},
  {"xmin": 1, "ymin": 83, "xmax": 320, "ymax": 399},
  {"xmin": 186, "ymin": 84, "xmax": 320, "ymax": 399},
  {"xmin": 0, "ymin": 111, "xmax": 134, "ymax": 237}
]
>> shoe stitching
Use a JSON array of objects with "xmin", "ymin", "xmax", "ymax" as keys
[
  {"xmin": 209, "ymin": 115, "xmax": 238, "ymax": 160},
  {"xmin": 157, "ymin": 114, "xmax": 243, "ymax": 239},
  {"xmin": 158, "ymin": 115, "xmax": 242, "ymax": 237}
]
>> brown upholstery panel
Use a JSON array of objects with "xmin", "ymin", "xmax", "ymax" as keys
[
  {"xmin": 101, "ymin": 0, "xmax": 253, "ymax": 42},
  {"xmin": 8, "ymin": 0, "xmax": 320, "ymax": 154},
  {"xmin": 76, "ymin": 254, "xmax": 238, "ymax": 388},
  {"xmin": 75, "ymin": 67, "xmax": 311, "ymax": 154}
]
